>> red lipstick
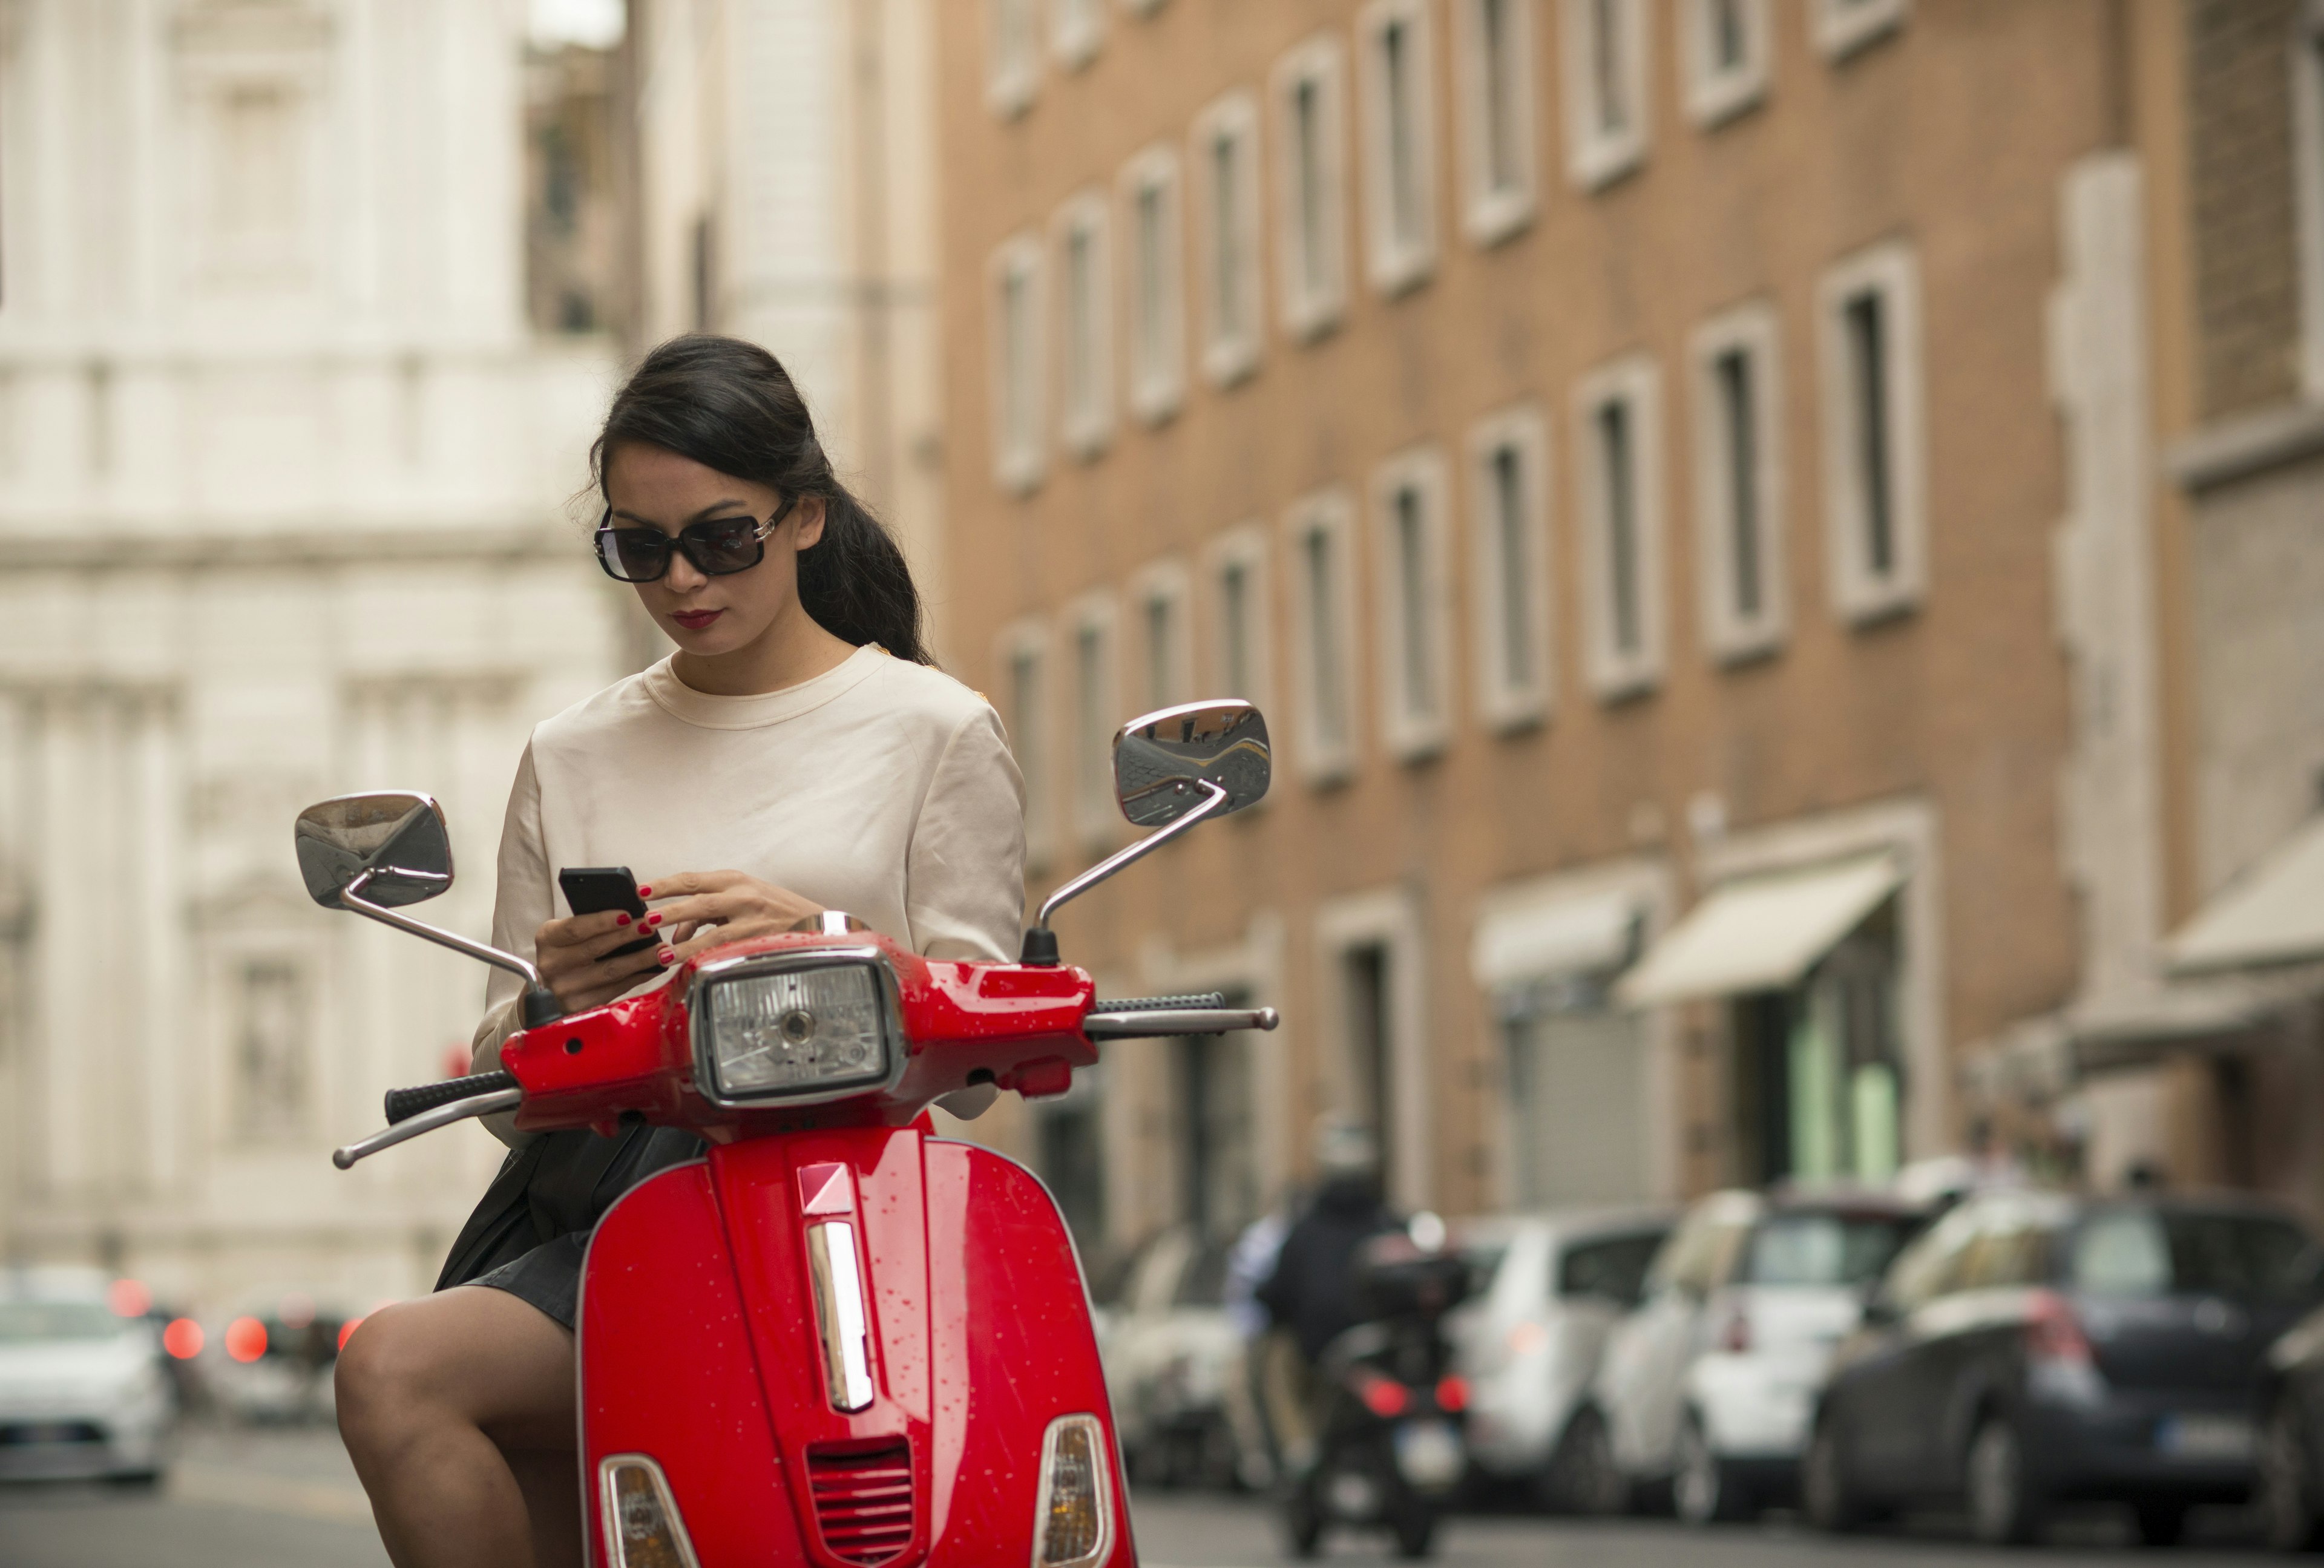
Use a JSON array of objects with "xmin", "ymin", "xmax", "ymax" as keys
[{"xmin": 672, "ymin": 609, "xmax": 723, "ymax": 631}]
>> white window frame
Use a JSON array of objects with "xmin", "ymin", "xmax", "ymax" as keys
[
  {"xmin": 1679, "ymin": 0, "xmax": 1770, "ymax": 128},
  {"xmin": 1689, "ymin": 300, "xmax": 1787, "ymax": 662},
  {"xmin": 1065, "ymin": 592, "xmax": 1123, "ymax": 851},
  {"xmin": 996, "ymin": 618, "xmax": 1056, "ymax": 872},
  {"xmin": 1558, "ymin": 0, "xmax": 1649, "ymax": 191},
  {"xmin": 1129, "ymin": 557, "xmax": 1195, "ymax": 714},
  {"xmin": 1465, "ymin": 402, "xmax": 1555, "ymax": 731},
  {"xmin": 1370, "ymin": 445, "xmax": 1454, "ymax": 761},
  {"xmin": 1190, "ymin": 90, "xmax": 1265, "ymax": 388},
  {"xmin": 988, "ymin": 0, "xmax": 1040, "ymax": 118},
  {"xmin": 2293, "ymin": 0, "xmax": 2324, "ymax": 399},
  {"xmin": 986, "ymin": 232, "xmax": 1047, "ymax": 495},
  {"xmin": 1811, "ymin": 0, "xmax": 1908, "ymax": 63},
  {"xmin": 1051, "ymin": 0, "xmax": 1105, "ymax": 70},
  {"xmin": 1356, "ymin": 0, "xmax": 1442, "ymax": 297},
  {"xmin": 1283, "ymin": 487, "xmax": 1362, "ymax": 785},
  {"xmin": 1204, "ymin": 523, "xmax": 1276, "ymax": 722},
  {"xmin": 1270, "ymin": 34, "xmax": 1353, "ymax": 342},
  {"xmin": 1117, "ymin": 145, "xmax": 1189, "ymax": 425},
  {"xmin": 1817, "ymin": 239, "xmax": 1926, "ymax": 624},
  {"xmin": 1573, "ymin": 353, "xmax": 1667, "ymax": 701},
  {"xmin": 1052, "ymin": 191, "xmax": 1115, "ymax": 460},
  {"xmin": 1452, "ymin": 0, "xmax": 1541, "ymax": 246}
]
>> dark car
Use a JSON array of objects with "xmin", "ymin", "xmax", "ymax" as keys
[
  {"xmin": 2251, "ymin": 1289, "xmax": 2324, "ymax": 1549},
  {"xmin": 1804, "ymin": 1190, "xmax": 2322, "ymax": 1546}
]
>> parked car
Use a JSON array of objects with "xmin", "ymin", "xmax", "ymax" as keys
[
  {"xmin": 2257, "ymin": 1295, "xmax": 2324, "ymax": 1550},
  {"xmin": 1098, "ymin": 1225, "xmax": 1246, "ymax": 1488},
  {"xmin": 0, "ymin": 1267, "xmax": 174, "ymax": 1483},
  {"xmin": 201, "ymin": 1297, "xmax": 355, "ymax": 1425},
  {"xmin": 1575, "ymin": 1187, "xmax": 1925, "ymax": 1524},
  {"xmin": 1445, "ymin": 1208, "xmax": 1673, "ymax": 1510},
  {"xmin": 1807, "ymin": 1190, "xmax": 2322, "ymax": 1546}
]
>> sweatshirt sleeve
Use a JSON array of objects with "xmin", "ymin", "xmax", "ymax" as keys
[
  {"xmin": 470, "ymin": 738, "xmax": 550, "ymax": 1141},
  {"xmin": 904, "ymin": 703, "xmax": 1027, "ymax": 962}
]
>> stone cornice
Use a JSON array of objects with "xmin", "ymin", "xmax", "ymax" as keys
[{"xmin": 2168, "ymin": 400, "xmax": 2324, "ymax": 494}]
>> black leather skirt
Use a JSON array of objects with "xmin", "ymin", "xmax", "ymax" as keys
[{"xmin": 435, "ymin": 1123, "xmax": 706, "ymax": 1330}]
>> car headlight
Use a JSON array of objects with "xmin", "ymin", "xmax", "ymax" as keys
[{"xmin": 693, "ymin": 954, "xmax": 899, "ymax": 1104}]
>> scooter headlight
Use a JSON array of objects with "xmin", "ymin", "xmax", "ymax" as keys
[{"xmin": 692, "ymin": 953, "xmax": 900, "ymax": 1104}]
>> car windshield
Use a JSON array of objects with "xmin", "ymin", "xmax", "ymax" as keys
[
  {"xmin": 1558, "ymin": 1232, "xmax": 1665, "ymax": 1306},
  {"xmin": 2071, "ymin": 1209, "xmax": 2319, "ymax": 1302},
  {"xmin": 0, "ymin": 1301, "xmax": 129, "ymax": 1343},
  {"xmin": 1742, "ymin": 1212, "xmax": 1916, "ymax": 1287}
]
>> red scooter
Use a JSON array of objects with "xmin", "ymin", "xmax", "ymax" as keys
[{"xmin": 294, "ymin": 701, "xmax": 1276, "ymax": 1568}]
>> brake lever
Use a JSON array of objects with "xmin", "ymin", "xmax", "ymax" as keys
[{"xmin": 332, "ymin": 1087, "xmax": 524, "ymax": 1170}]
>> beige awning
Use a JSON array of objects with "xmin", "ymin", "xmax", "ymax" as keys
[
  {"xmin": 1470, "ymin": 887, "xmax": 1641, "ymax": 989},
  {"xmin": 1617, "ymin": 853, "xmax": 1903, "ymax": 1007},
  {"xmin": 2168, "ymin": 816, "xmax": 2324, "ymax": 973}
]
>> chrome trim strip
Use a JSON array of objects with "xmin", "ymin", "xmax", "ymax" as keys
[
  {"xmin": 330, "ymin": 1087, "xmax": 523, "ymax": 1169},
  {"xmin": 806, "ymin": 1219, "xmax": 876, "ymax": 1412},
  {"xmin": 686, "ymin": 947, "xmax": 909, "ymax": 1110}
]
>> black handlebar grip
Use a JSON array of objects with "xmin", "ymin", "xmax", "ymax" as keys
[
  {"xmin": 384, "ymin": 1071, "xmax": 519, "ymax": 1126},
  {"xmin": 1089, "ymin": 992, "xmax": 1228, "ymax": 1014}
]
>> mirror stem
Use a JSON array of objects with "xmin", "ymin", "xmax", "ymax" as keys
[
  {"xmin": 341, "ymin": 868, "xmax": 564, "ymax": 1026},
  {"xmin": 1021, "ymin": 780, "xmax": 1229, "ymax": 964}
]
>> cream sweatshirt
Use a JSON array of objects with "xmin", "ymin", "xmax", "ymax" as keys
[{"xmin": 470, "ymin": 645, "xmax": 1027, "ymax": 1081}]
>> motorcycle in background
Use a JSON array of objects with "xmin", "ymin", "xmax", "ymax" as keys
[
  {"xmin": 295, "ymin": 700, "xmax": 1277, "ymax": 1568},
  {"xmin": 1282, "ymin": 1218, "xmax": 1472, "ymax": 1560}
]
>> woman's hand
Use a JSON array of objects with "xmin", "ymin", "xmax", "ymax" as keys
[
  {"xmin": 533, "ymin": 910, "xmax": 666, "ymax": 1013},
  {"xmin": 640, "ymin": 870, "xmax": 822, "ymax": 964}
]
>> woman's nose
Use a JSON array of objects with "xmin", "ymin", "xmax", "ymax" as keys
[{"xmin": 663, "ymin": 547, "xmax": 709, "ymax": 592}]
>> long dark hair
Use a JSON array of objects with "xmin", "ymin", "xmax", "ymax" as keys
[{"xmin": 590, "ymin": 335, "xmax": 931, "ymax": 666}]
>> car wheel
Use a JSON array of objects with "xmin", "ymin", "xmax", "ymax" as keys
[
  {"xmin": 2132, "ymin": 1500, "xmax": 2187, "ymax": 1548},
  {"xmin": 1544, "ymin": 1405, "xmax": 1630, "ymax": 1516},
  {"xmin": 2263, "ymin": 1400, "xmax": 2324, "ymax": 1552},
  {"xmin": 1673, "ymin": 1412, "xmax": 1748, "ymax": 1526},
  {"xmin": 1802, "ymin": 1414, "xmax": 1871, "ymax": 1534},
  {"xmin": 1965, "ymin": 1413, "xmax": 2042, "ymax": 1547}
]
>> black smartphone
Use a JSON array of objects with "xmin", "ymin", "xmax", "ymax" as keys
[{"xmin": 558, "ymin": 866, "xmax": 656, "ymax": 958}]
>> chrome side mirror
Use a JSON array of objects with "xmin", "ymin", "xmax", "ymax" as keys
[
  {"xmin": 1114, "ymin": 701, "xmax": 1269, "ymax": 827},
  {"xmin": 294, "ymin": 793, "xmax": 453, "ymax": 909}
]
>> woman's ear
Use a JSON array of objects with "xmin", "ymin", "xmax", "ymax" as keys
[{"xmin": 790, "ymin": 497, "xmax": 829, "ymax": 552}]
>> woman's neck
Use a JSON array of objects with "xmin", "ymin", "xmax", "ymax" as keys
[{"xmin": 669, "ymin": 602, "xmax": 858, "ymax": 697}]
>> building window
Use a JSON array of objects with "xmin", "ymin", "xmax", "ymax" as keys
[
  {"xmin": 1559, "ymin": 0, "xmax": 1648, "ymax": 190},
  {"xmin": 1690, "ymin": 301, "xmax": 1787, "ymax": 661},
  {"xmin": 1284, "ymin": 488, "xmax": 1359, "ymax": 784},
  {"xmin": 1051, "ymin": 0, "xmax": 1104, "ymax": 69},
  {"xmin": 1316, "ymin": 888, "xmax": 1427, "ymax": 1206},
  {"xmin": 988, "ymin": 0, "xmax": 1040, "ymax": 117},
  {"xmin": 1817, "ymin": 240, "xmax": 1925, "ymax": 623},
  {"xmin": 1679, "ymin": 0, "xmax": 1769, "ymax": 127},
  {"xmin": 1574, "ymin": 354, "xmax": 1666, "ymax": 700},
  {"xmin": 1190, "ymin": 90, "xmax": 1264, "ymax": 387},
  {"xmin": 1452, "ymin": 0, "xmax": 1540, "ymax": 246},
  {"xmin": 1205, "ymin": 525, "xmax": 1275, "ymax": 718},
  {"xmin": 1370, "ymin": 447, "xmax": 1452, "ymax": 760},
  {"xmin": 1130, "ymin": 559, "xmax": 1193, "ymax": 712},
  {"xmin": 1270, "ymin": 35, "xmax": 1352, "ymax": 341},
  {"xmin": 234, "ymin": 958, "xmax": 309, "ymax": 1141},
  {"xmin": 2294, "ymin": 1, "xmax": 2324, "ymax": 398},
  {"xmin": 987, "ymin": 234, "xmax": 1046, "ymax": 494},
  {"xmin": 1465, "ymin": 404, "xmax": 1554, "ymax": 730},
  {"xmin": 1356, "ymin": 0, "xmax": 1440, "ymax": 296},
  {"xmin": 997, "ymin": 620, "xmax": 1055, "ymax": 869},
  {"xmin": 1067, "ymin": 595, "xmax": 1121, "ymax": 849},
  {"xmin": 1811, "ymin": 0, "xmax": 1908, "ymax": 62},
  {"xmin": 1117, "ymin": 145, "xmax": 1187, "ymax": 425},
  {"xmin": 1120, "ymin": 0, "xmax": 1168, "ymax": 15},
  {"xmin": 1053, "ymin": 192, "xmax": 1114, "ymax": 458}
]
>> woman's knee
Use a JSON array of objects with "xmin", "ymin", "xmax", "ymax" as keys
[{"xmin": 335, "ymin": 1301, "xmax": 449, "ymax": 1444}]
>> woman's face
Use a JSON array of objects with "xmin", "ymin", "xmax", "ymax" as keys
[{"xmin": 603, "ymin": 442, "xmax": 826, "ymax": 658}]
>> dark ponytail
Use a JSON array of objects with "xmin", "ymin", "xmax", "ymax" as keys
[{"xmin": 589, "ymin": 335, "xmax": 933, "ymax": 666}]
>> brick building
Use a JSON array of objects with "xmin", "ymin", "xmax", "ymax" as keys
[{"xmin": 930, "ymin": 0, "xmax": 2323, "ymax": 1266}]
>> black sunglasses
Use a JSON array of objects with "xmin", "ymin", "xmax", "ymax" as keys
[{"xmin": 592, "ymin": 498, "xmax": 799, "ymax": 583}]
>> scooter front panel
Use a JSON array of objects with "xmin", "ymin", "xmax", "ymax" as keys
[{"xmin": 579, "ymin": 1159, "xmax": 801, "ymax": 1566}]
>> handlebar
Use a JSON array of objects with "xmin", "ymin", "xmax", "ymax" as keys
[
  {"xmin": 1091, "ymin": 992, "xmax": 1228, "ymax": 1014},
  {"xmin": 386, "ymin": 1071, "xmax": 519, "ymax": 1125},
  {"xmin": 1084, "ymin": 997, "xmax": 1281, "ymax": 1038}
]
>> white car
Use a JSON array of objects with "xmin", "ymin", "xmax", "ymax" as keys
[
  {"xmin": 0, "ymin": 1268, "xmax": 173, "ymax": 1483},
  {"xmin": 1573, "ymin": 1189, "xmax": 1925, "ymax": 1524},
  {"xmin": 1097, "ymin": 1227, "xmax": 1246, "ymax": 1488},
  {"xmin": 1445, "ymin": 1209, "xmax": 1673, "ymax": 1509}
]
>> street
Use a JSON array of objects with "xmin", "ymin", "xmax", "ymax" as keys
[{"xmin": 0, "ymin": 1426, "xmax": 2282, "ymax": 1567}]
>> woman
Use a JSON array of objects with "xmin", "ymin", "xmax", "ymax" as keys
[{"xmin": 333, "ymin": 335, "xmax": 1026, "ymax": 1568}]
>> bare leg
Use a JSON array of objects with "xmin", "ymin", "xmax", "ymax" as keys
[
  {"xmin": 335, "ymin": 1285, "xmax": 579, "ymax": 1568},
  {"xmin": 510, "ymin": 1449, "xmax": 585, "ymax": 1566}
]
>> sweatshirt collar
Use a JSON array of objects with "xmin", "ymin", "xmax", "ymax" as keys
[{"xmin": 640, "ymin": 643, "xmax": 885, "ymax": 730}]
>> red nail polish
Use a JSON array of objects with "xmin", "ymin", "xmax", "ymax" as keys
[
  {"xmin": 657, "ymin": 948, "xmax": 675, "ymax": 965},
  {"xmin": 644, "ymin": 913, "xmax": 662, "ymax": 928},
  {"xmin": 615, "ymin": 913, "xmax": 631, "ymax": 927},
  {"xmin": 635, "ymin": 885, "xmax": 652, "ymax": 898}
]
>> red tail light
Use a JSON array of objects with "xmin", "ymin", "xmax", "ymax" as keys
[
  {"xmin": 1718, "ymin": 1303, "xmax": 1752, "ymax": 1354},
  {"xmin": 162, "ymin": 1318, "xmax": 203, "ymax": 1359},
  {"xmin": 225, "ymin": 1316, "xmax": 268, "ymax": 1363},
  {"xmin": 1435, "ymin": 1376, "xmax": 1469, "ymax": 1413},
  {"xmin": 2025, "ymin": 1290, "xmax": 2092, "ymax": 1366},
  {"xmin": 108, "ymin": 1279, "xmax": 152, "ymax": 1318},
  {"xmin": 1353, "ymin": 1370, "xmax": 1410, "ymax": 1419}
]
